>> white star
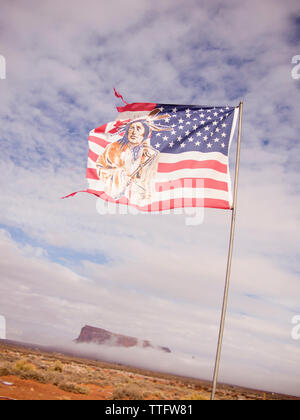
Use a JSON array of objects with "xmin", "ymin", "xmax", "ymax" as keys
[
  {"xmin": 221, "ymin": 132, "xmax": 226, "ymax": 137},
  {"xmin": 196, "ymin": 131, "xmax": 202, "ymax": 137},
  {"xmin": 214, "ymin": 137, "xmax": 220, "ymax": 142},
  {"xmin": 204, "ymin": 126, "xmax": 210, "ymax": 131},
  {"xmin": 212, "ymin": 121, "xmax": 218, "ymax": 126},
  {"xmin": 178, "ymin": 118, "xmax": 184, "ymax": 123},
  {"xmin": 180, "ymin": 142, "xmax": 186, "ymax": 148},
  {"xmin": 213, "ymin": 112, "xmax": 218, "ymax": 117},
  {"xmin": 207, "ymin": 143, "xmax": 212, "ymax": 148},
  {"xmin": 186, "ymin": 121, "xmax": 191, "ymax": 125},
  {"xmin": 207, "ymin": 116, "xmax": 212, "ymax": 120},
  {"xmin": 179, "ymin": 125, "xmax": 184, "ymax": 130},
  {"xmin": 215, "ymin": 128, "xmax": 220, "ymax": 132},
  {"xmin": 163, "ymin": 136, "xmax": 168, "ymax": 141},
  {"xmin": 159, "ymin": 107, "xmax": 164, "ymax": 112},
  {"xmin": 188, "ymin": 137, "xmax": 194, "ymax": 142},
  {"xmin": 164, "ymin": 117, "xmax": 170, "ymax": 123},
  {"xmin": 156, "ymin": 132, "xmax": 161, "ymax": 136},
  {"xmin": 185, "ymin": 130, "xmax": 190, "ymax": 136},
  {"xmin": 193, "ymin": 125, "xmax": 198, "ymax": 130},
  {"xmin": 169, "ymin": 141, "xmax": 174, "ymax": 147},
  {"xmin": 155, "ymin": 142, "xmax": 160, "ymax": 148},
  {"xmin": 195, "ymin": 141, "xmax": 200, "ymax": 146},
  {"xmin": 172, "ymin": 107, "xmax": 177, "ymax": 113},
  {"xmin": 177, "ymin": 135, "xmax": 182, "ymax": 142},
  {"xmin": 200, "ymin": 120, "xmax": 205, "ymax": 125},
  {"xmin": 222, "ymin": 123, "xmax": 227, "ymax": 128},
  {"xmin": 200, "ymin": 113, "xmax": 205, "ymax": 118},
  {"xmin": 203, "ymin": 135, "xmax": 208, "ymax": 141},
  {"xmin": 221, "ymin": 143, "xmax": 225, "ymax": 148},
  {"xmin": 171, "ymin": 130, "xmax": 176, "ymax": 135}
]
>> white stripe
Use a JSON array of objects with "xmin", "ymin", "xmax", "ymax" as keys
[
  {"xmin": 87, "ymin": 159, "xmax": 229, "ymax": 183},
  {"xmin": 156, "ymin": 169, "xmax": 228, "ymax": 182},
  {"xmin": 88, "ymin": 141, "xmax": 229, "ymax": 166},
  {"xmin": 226, "ymin": 106, "xmax": 239, "ymax": 208},
  {"xmin": 87, "ymin": 179, "xmax": 230, "ymax": 202},
  {"xmin": 116, "ymin": 110, "xmax": 153, "ymax": 120},
  {"xmin": 159, "ymin": 150, "xmax": 228, "ymax": 165}
]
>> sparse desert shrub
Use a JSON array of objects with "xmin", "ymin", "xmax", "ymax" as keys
[
  {"xmin": 18, "ymin": 370, "xmax": 47, "ymax": 384},
  {"xmin": 101, "ymin": 380, "xmax": 112, "ymax": 386},
  {"xmin": 153, "ymin": 391, "xmax": 164, "ymax": 399},
  {"xmin": 45, "ymin": 372, "xmax": 65, "ymax": 386},
  {"xmin": 185, "ymin": 392, "xmax": 208, "ymax": 400},
  {"xmin": 50, "ymin": 360, "xmax": 64, "ymax": 373},
  {"xmin": 58, "ymin": 382, "xmax": 89, "ymax": 395},
  {"xmin": 0, "ymin": 366, "xmax": 13, "ymax": 377},
  {"xmin": 14, "ymin": 359, "xmax": 36, "ymax": 372},
  {"xmin": 112, "ymin": 384, "xmax": 144, "ymax": 400}
]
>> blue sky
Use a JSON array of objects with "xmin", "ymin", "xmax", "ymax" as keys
[{"xmin": 0, "ymin": 0, "xmax": 300, "ymax": 396}]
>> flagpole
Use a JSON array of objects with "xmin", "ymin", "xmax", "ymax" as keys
[{"xmin": 210, "ymin": 101, "xmax": 243, "ymax": 401}]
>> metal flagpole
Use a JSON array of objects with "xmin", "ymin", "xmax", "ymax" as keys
[{"xmin": 210, "ymin": 101, "xmax": 244, "ymax": 401}]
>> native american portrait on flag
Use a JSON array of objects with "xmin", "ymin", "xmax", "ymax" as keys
[
  {"xmin": 95, "ymin": 110, "xmax": 171, "ymax": 206},
  {"xmin": 65, "ymin": 101, "xmax": 239, "ymax": 212}
]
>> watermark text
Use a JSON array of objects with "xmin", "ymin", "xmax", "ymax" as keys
[
  {"xmin": 96, "ymin": 178, "xmax": 205, "ymax": 226},
  {"xmin": 0, "ymin": 315, "xmax": 6, "ymax": 339},
  {"xmin": 0, "ymin": 55, "xmax": 6, "ymax": 80},
  {"xmin": 291, "ymin": 315, "xmax": 300, "ymax": 340},
  {"xmin": 291, "ymin": 55, "xmax": 300, "ymax": 80}
]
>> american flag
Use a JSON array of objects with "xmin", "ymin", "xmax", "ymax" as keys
[{"xmin": 67, "ymin": 102, "xmax": 239, "ymax": 211}]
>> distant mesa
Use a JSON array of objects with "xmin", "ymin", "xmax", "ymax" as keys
[{"xmin": 75, "ymin": 325, "xmax": 171, "ymax": 353}]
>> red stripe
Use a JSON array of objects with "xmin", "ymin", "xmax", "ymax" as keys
[
  {"xmin": 87, "ymin": 154, "xmax": 228, "ymax": 175},
  {"xmin": 94, "ymin": 123, "xmax": 107, "ymax": 133},
  {"xmin": 158, "ymin": 160, "xmax": 227, "ymax": 174},
  {"xmin": 88, "ymin": 135, "xmax": 109, "ymax": 148},
  {"xmin": 155, "ymin": 178, "xmax": 228, "ymax": 192},
  {"xmin": 85, "ymin": 189, "xmax": 230, "ymax": 211},
  {"xmin": 116, "ymin": 103, "xmax": 157, "ymax": 113},
  {"xmin": 88, "ymin": 149, "xmax": 99, "ymax": 163},
  {"xmin": 85, "ymin": 168, "xmax": 228, "ymax": 192},
  {"xmin": 86, "ymin": 168, "xmax": 99, "ymax": 180}
]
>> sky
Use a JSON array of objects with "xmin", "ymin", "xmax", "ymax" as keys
[{"xmin": 0, "ymin": 0, "xmax": 300, "ymax": 397}]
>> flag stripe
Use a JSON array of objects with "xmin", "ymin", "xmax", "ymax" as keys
[
  {"xmin": 116, "ymin": 103, "xmax": 157, "ymax": 113},
  {"xmin": 157, "ymin": 159, "xmax": 227, "ymax": 174},
  {"xmin": 87, "ymin": 188, "xmax": 230, "ymax": 211},
  {"xmin": 88, "ymin": 140, "xmax": 229, "ymax": 165},
  {"xmin": 87, "ymin": 143, "xmax": 228, "ymax": 174},
  {"xmin": 86, "ymin": 160, "xmax": 230, "ymax": 183},
  {"xmin": 87, "ymin": 179, "xmax": 229, "ymax": 202},
  {"xmin": 86, "ymin": 169, "xmax": 228, "ymax": 192}
]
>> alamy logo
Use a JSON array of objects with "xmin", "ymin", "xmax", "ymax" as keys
[
  {"xmin": 291, "ymin": 315, "xmax": 300, "ymax": 340},
  {"xmin": 96, "ymin": 178, "xmax": 205, "ymax": 226},
  {"xmin": 291, "ymin": 55, "xmax": 300, "ymax": 80},
  {"xmin": 0, "ymin": 315, "xmax": 6, "ymax": 339},
  {"xmin": 0, "ymin": 55, "xmax": 6, "ymax": 79}
]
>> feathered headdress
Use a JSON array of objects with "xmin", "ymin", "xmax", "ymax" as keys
[{"xmin": 109, "ymin": 108, "xmax": 172, "ymax": 137}]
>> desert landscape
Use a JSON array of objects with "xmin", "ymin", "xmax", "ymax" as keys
[{"xmin": 0, "ymin": 340, "xmax": 298, "ymax": 401}]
